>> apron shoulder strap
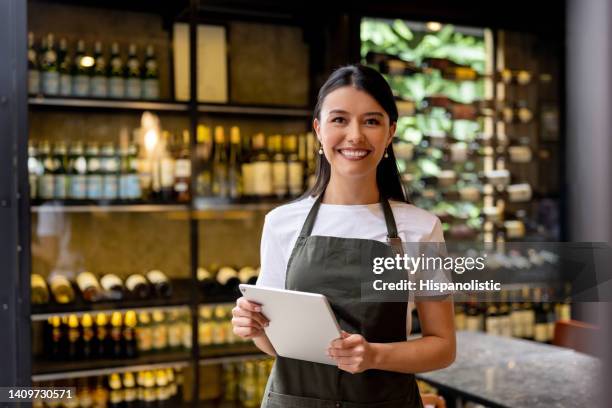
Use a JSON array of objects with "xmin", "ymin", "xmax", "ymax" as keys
[{"xmin": 298, "ymin": 194, "xmax": 324, "ymax": 238}]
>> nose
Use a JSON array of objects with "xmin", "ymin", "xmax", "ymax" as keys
[{"xmin": 345, "ymin": 119, "xmax": 365, "ymax": 144}]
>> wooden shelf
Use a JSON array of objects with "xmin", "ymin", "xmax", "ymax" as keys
[{"xmin": 198, "ymin": 103, "xmax": 312, "ymax": 118}]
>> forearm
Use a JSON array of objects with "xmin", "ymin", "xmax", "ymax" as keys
[
  {"xmin": 371, "ymin": 335, "xmax": 455, "ymax": 374},
  {"xmin": 253, "ymin": 333, "xmax": 277, "ymax": 357}
]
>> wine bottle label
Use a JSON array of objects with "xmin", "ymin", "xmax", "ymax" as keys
[
  {"xmin": 109, "ymin": 77, "xmax": 125, "ymax": 99},
  {"xmin": 42, "ymin": 71, "xmax": 60, "ymax": 96},
  {"xmin": 212, "ymin": 322, "xmax": 227, "ymax": 345},
  {"xmin": 508, "ymin": 146, "xmax": 532, "ymax": 163},
  {"xmin": 39, "ymin": 174, "xmax": 55, "ymax": 199},
  {"xmin": 100, "ymin": 274, "xmax": 123, "ymax": 291},
  {"xmin": 76, "ymin": 272, "xmax": 100, "ymax": 292},
  {"xmin": 523, "ymin": 310, "xmax": 535, "ymax": 338},
  {"xmin": 454, "ymin": 313, "xmax": 466, "ymax": 331},
  {"xmin": 288, "ymin": 163, "xmax": 304, "ymax": 195},
  {"xmin": 126, "ymin": 78, "xmax": 142, "ymax": 99},
  {"xmin": 124, "ymin": 389, "xmax": 136, "ymax": 402},
  {"xmin": 143, "ymin": 79, "xmax": 160, "ymax": 100},
  {"xmin": 252, "ymin": 162, "xmax": 273, "ymax": 195},
  {"xmin": 69, "ymin": 328, "xmax": 79, "ymax": 342},
  {"xmin": 174, "ymin": 159, "xmax": 191, "ymax": 178},
  {"xmin": 128, "ymin": 174, "xmax": 142, "ymax": 199},
  {"xmin": 103, "ymin": 175, "xmax": 119, "ymax": 199},
  {"xmin": 216, "ymin": 267, "xmax": 238, "ymax": 285},
  {"xmin": 49, "ymin": 274, "xmax": 71, "ymax": 290},
  {"xmin": 59, "ymin": 74, "xmax": 72, "ymax": 96},
  {"xmin": 507, "ymin": 184, "xmax": 532, "ymax": 202},
  {"xmin": 510, "ymin": 311, "xmax": 523, "ymax": 337},
  {"xmin": 485, "ymin": 316, "xmax": 500, "ymax": 335},
  {"xmin": 168, "ymin": 323, "xmax": 182, "ymax": 347},
  {"xmin": 558, "ymin": 304, "xmax": 571, "ymax": 321},
  {"xmin": 272, "ymin": 162, "xmax": 288, "ymax": 195},
  {"xmin": 160, "ymin": 158, "xmax": 175, "ymax": 188},
  {"xmin": 146, "ymin": 270, "xmax": 168, "ymax": 284},
  {"xmin": 241, "ymin": 163, "xmax": 254, "ymax": 196},
  {"xmin": 28, "ymin": 70, "xmax": 40, "ymax": 94},
  {"xmin": 465, "ymin": 316, "xmax": 481, "ymax": 332},
  {"xmin": 546, "ymin": 322, "xmax": 555, "ymax": 342},
  {"xmin": 90, "ymin": 76, "xmax": 108, "ymax": 98},
  {"xmin": 53, "ymin": 175, "xmax": 68, "ymax": 199},
  {"xmin": 87, "ymin": 175, "xmax": 103, "ymax": 199},
  {"xmin": 174, "ymin": 181, "xmax": 188, "ymax": 193},
  {"xmin": 72, "ymin": 75, "xmax": 90, "ymax": 97},
  {"xmin": 199, "ymin": 321, "xmax": 213, "ymax": 346},
  {"xmin": 534, "ymin": 323, "xmax": 548, "ymax": 342},
  {"xmin": 109, "ymin": 390, "xmax": 123, "ymax": 404},
  {"xmin": 69, "ymin": 174, "xmax": 87, "ymax": 199},
  {"xmin": 182, "ymin": 321, "xmax": 193, "ymax": 348},
  {"xmin": 126, "ymin": 274, "xmax": 148, "ymax": 291},
  {"xmin": 152, "ymin": 325, "xmax": 168, "ymax": 349},
  {"xmin": 82, "ymin": 327, "xmax": 94, "ymax": 341},
  {"xmin": 137, "ymin": 327, "xmax": 153, "ymax": 351}
]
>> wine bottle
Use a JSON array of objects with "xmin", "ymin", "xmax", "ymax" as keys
[
  {"xmin": 286, "ymin": 134, "xmax": 303, "ymax": 197},
  {"xmin": 57, "ymin": 37, "xmax": 72, "ymax": 96},
  {"xmin": 122, "ymin": 372, "xmax": 137, "ymax": 408},
  {"xmin": 110, "ymin": 311, "xmax": 123, "ymax": 358},
  {"xmin": 100, "ymin": 273, "xmax": 125, "ymax": 301},
  {"xmin": 91, "ymin": 41, "xmax": 108, "ymax": 98},
  {"xmin": 142, "ymin": 45, "xmax": 159, "ymax": 100},
  {"xmin": 136, "ymin": 311, "xmax": 153, "ymax": 353},
  {"xmin": 123, "ymin": 310, "xmax": 138, "ymax": 358},
  {"xmin": 173, "ymin": 130, "xmax": 191, "ymax": 203},
  {"xmin": 228, "ymin": 126, "xmax": 243, "ymax": 200},
  {"xmin": 49, "ymin": 315, "xmax": 63, "ymax": 360},
  {"xmin": 76, "ymin": 271, "xmax": 103, "ymax": 302},
  {"xmin": 212, "ymin": 126, "xmax": 229, "ymax": 198},
  {"xmin": 86, "ymin": 142, "xmax": 103, "ymax": 200},
  {"xmin": 251, "ymin": 133, "xmax": 273, "ymax": 199},
  {"xmin": 109, "ymin": 42, "xmax": 125, "ymax": 99},
  {"xmin": 216, "ymin": 266, "xmax": 240, "ymax": 293},
  {"xmin": 81, "ymin": 313, "xmax": 94, "ymax": 359},
  {"xmin": 195, "ymin": 125, "xmax": 214, "ymax": 198},
  {"xmin": 166, "ymin": 310, "xmax": 182, "ymax": 350},
  {"xmin": 146, "ymin": 270, "xmax": 172, "ymax": 298},
  {"xmin": 125, "ymin": 44, "xmax": 142, "ymax": 99},
  {"xmin": 67, "ymin": 141, "xmax": 88, "ymax": 200},
  {"xmin": 40, "ymin": 33, "xmax": 60, "ymax": 96},
  {"xmin": 52, "ymin": 141, "xmax": 68, "ymax": 200},
  {"xmin": 238, "ymin": 266, "xmax": 258, "ymax": 285},
  {"xmin": 67, "ymin": 314, "xmax": 80, "ymax": 360},
  {"xmin": 49, "ymin": 275, "xmax": 75, "ymax": 304},
  {"xmin": 271, "ymin": 135, "xmax": 288, "ymax": 199},
  {"xmin": 27, "ymin": 32, "xmax": 40, "ymax": 95},
  {"xmin": 31, "ymin": 273, "xmax": 50, "ymax": 304},
  {"xmin": 108, "ymin": 373, "xmax": 124, "ymax": 408},
  {"xmin": 101, "ymin": 142, "xmax": 120, "ymax": 201},
  {"xmin": 72, "ymin": 39, "xmax": 91, "ymax": 97},
  {"xmin": 95, "ymin": 313, "xmax": 109, "ymax": 357},
  {"xmin": 151, "ymin": 310, "xmax": 168, "ymax": 351},
  {"xmin": 125, "ymin": 274, "xmax": 151, "ymax": 299},
  {"xmin": 197, "ymin": 267, "xmax": 217, "ymax": 294}
]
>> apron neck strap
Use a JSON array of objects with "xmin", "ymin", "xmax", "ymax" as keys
[{"xmin": 299, "ymin": 192, "xmax": 400, "ymax": 239}]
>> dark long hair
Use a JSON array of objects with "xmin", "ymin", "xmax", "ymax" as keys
[{"xmin": 304, "ymin": 64, "xmax": 409, "ymax": 203}]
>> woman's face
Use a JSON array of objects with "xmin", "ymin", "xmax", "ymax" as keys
[{"xmin": 313, "ymin": 86, "xmax": 396, "ymax": 180}]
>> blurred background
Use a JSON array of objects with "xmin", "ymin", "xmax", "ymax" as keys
[{"xmin": 0, "ymin": 0, "xmax": 610, "ymax": 407}]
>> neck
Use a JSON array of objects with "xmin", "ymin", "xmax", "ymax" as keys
[{"xmin": 322, "ymin": 172, "xmax": 379, "ymax": 205}]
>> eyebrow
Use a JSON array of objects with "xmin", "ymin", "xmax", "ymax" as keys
[{"xmin": 328, "ymin": 109, "xmax": 385, "ymax": 117}]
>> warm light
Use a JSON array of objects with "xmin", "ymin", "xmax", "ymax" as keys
[
  {"xmin": 80, "ymin": 56, "xmax": 95, "ymax": 68},
  {"xmin": 426, "ymin": 21, "xmax": 442, "ymax": 32},
  {"xmin": 144, "ymin": 129, "xmax": 159, "ymax": 152}
]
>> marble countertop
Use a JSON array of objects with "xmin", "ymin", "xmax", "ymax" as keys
[{"xmin": 416, "ymin": 331, "xmax": 601, "ymax": 408}]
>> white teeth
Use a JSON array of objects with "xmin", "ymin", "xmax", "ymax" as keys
[{"xmin": 340, "ymin": 149, "xmax": 368, "ymax": 158}]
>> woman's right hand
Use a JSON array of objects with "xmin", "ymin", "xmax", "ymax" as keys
[{"xmin": 232, "ymin": 297, "xmax": 270, "ymax": 339}]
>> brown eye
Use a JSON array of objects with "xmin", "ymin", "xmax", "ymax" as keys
[
  {"xmin": 332, "ymin": 117, "xmax": 346, "ymax": 123},
  {"xmin": 365, "ymin": 118, "xmax": 380, "ymax": 125}
]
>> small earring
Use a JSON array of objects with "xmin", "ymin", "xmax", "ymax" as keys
[
  {"xmin": 384, "ymin": 149, "xmax": 389, "ymax": 158},
  {"xmin": 319, "ymin": 147, "xmax": 323, "ymax": 155}
]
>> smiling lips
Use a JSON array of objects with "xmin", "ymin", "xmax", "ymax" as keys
[{"xmin": 337, "ymin": 148, "xmax": 372, "ymax": 161}]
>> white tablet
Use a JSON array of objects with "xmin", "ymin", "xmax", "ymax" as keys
[{"xmin": 239, "ymin": 284, "xmax": 342, "ymax": 365}]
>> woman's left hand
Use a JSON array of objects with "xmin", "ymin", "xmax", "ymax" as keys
[{"xmin": 327, "ymin": 331, "xmax": 377, "ymax": 374}]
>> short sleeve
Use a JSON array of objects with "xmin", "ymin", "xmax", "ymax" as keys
[
  {"xmin": 413, "ymin": 217, "xmax": 453, "ymax": 299},
  {"xmin": 256, "ymin": 214, "xmax": 287, "ymax": 289}
]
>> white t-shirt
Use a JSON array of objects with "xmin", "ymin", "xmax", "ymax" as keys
[{"xmin": 256, "ymin": 195, "xmax": 445, "ymax": 337}]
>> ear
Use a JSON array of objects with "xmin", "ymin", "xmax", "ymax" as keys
[
  {"xmin": 313, "ymin": 118, "xmax": 321, "ymax": 142},
  {"xmin": 387, "ymin": 122, "xmax": 397, "ymax": 147}
]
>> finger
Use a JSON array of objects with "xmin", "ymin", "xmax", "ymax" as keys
[
  {"xmin": 341, "ymin": 330, "xmax": 351, "ymax": 338},
  {"xmin": 237, "ymin": 297, "xmax": 263, "ymax": 312},
  {"xmin": 331, "ymin": 335, "xmax": 363, "ymax": 349},
  {"xmin": 327, "ymin": 347, "xmax": 358, "ymax": 358},
  {"xmin": 232, "ymin": 316, "xmax": 265, "ymax": 330},
  {"xmin": 337, "ymin": 363, "xmax": 361, "ymax": 374},
  {"xmin": 233, "ymin": 308, "xmax": 269, "ymax": 327},
  {"xmin": 233, "ymin": 325, "xmax": 263, "ymax": 338},
  {"xmin": 332, "ymin": 356, "xmax": 363, "ymax": 365}
]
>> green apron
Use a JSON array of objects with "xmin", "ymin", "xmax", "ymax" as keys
[{"xmin": 261, "ymin": 193, "xmax": 423, "ymax": 408}]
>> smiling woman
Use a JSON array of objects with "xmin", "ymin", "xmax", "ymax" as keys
[{"xmin": 231, "ymin": 64, "xmax": 456, "ymax": 408}]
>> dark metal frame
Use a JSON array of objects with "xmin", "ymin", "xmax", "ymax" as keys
[{"xmin": 0, "ymin": 0, "xmax": 32, "ymax": 387}]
